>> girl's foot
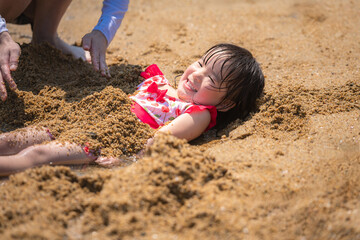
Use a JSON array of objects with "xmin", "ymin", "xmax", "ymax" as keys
[{"xmin": 95, "ymin": 156, "xmax": 122, "ymax": 167}]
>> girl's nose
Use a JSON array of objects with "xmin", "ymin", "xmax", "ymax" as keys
[{"xmin": 192, "ymin": 70, "xmax": 203, "ymax": 84}]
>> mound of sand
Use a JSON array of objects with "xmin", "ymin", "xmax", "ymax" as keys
[{"xmin": 0, "ymin": 44, "xmax": 154, "ymax": 157}]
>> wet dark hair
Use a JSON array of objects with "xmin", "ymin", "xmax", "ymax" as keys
[{"xmin": 202, "ymin": 43, "xmax": 265, "ymax": 129}]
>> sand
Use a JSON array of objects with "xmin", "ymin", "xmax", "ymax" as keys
[{"xmin": 0, "ymin": 0, "xmax": 359, "ymax": 239}]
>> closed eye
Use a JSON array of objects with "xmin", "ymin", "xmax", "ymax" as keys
[
  {"xmin": 197, "ymin": 61, "xmax": 203, "ymax": 67},
  {"xmin": 209, "ymin": 76, "xmax": 215, "ymax": 85}
]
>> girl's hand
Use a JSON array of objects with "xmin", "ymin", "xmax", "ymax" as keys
[
  {"xmin": 135, "ymin": 138, "xmax": 154, "ymax": 158},
  {"xmin": 146, "ymin": 137, "xmax": 154, "ymax": 147},
  {"xmin": 95, "ymin": 156, "xmax": 121, "ymax": 167}
]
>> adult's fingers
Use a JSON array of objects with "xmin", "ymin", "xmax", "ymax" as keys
[
  {"xmin": 99, "ymin": 53, "xmax": 110, "ymax": 78},
  {"xmin": 9, "ymin": 46, "xmax": 20, "ymax": 71},
  {"xmin": 0, "ymin": 75, "xmax": 7, "ymax": 101},
  {"xmin": 1, "ymin": 64, "xmax": 17, "ymax": 91},
  {"xmin": 90, "ymin": 48, "xmax": 100, "ymax": 71},
  {"xmin": 82, "ymin": 34, "xmax": 92, "ymax": 51}
]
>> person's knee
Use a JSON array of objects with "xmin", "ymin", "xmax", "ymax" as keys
[
  {"xmin": 0, "ymin": 0, "xmax": 32, "ymax": 21},
  {"xmin": 24, "ymin": 145, "xmax": 49, "ymax": 166},
  {"xmin": 0, "ymin": 134, "xmax": 17, "ymax": 156},
  {"xmin": 0, "ymin": 137, "xmax": 9, "ymax": 155}
]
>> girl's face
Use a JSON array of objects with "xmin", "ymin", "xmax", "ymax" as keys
[{"xmin": 177, "ymin": 55, "xmax": 229, "ymax": 110}]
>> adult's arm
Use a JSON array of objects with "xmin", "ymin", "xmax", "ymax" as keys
[
  {"xmin": 82, "ymin": 0, "xmax": 129, "ymax": 77},
  {"xmin": 93, "ymin": 0, "xmax": 129, "ymax": 45},
  {"xmin": 0, "ymin": 16, "xmax": 8, "ymax": 33},
  {"xmin": 0, "ymin": 16, "xmax": 20, "ymax": 101}
]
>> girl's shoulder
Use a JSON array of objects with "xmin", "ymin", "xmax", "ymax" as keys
[{"xmin": 184, "ymin": 105, "xmax": 217, "ymax": 131}]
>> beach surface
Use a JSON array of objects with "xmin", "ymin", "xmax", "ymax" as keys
[{"xmin": 1, "ymin": 0, "xmax": 359, "ymax": 239}]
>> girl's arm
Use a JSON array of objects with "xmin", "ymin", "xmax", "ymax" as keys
[{"xmin": 157, "ymin": 110, "xmax": 211, "ymax": 142}]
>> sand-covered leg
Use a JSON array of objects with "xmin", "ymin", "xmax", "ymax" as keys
[
  {"xmin": 0, "ymin": 126, "xmax": 53, "ymax": 156},
  {"xmin": 0, "ymin": 141, "xmax": 94, "ymax": 176}
]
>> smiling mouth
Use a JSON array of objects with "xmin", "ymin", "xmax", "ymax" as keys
[{"xmin": 185, "ymin": 79, "xmax": 197, "ymax": 92}]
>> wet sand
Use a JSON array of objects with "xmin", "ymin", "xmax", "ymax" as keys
[{"xmin": 1, "ymin": 0, "xmax": 359, "ymax": 239}]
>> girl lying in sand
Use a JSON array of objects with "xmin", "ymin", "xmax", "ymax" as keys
[{"xmin": 0, "ymin": 43, "xmax": 264, "ymax": 176}]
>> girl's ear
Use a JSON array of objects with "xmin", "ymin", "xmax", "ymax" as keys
[{"xmin": 217, "ymin": 100, "xmax": 235, "ymax": 112}]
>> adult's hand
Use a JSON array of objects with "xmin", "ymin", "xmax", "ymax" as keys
[
  {"xmin": 0, "ymin": 31, "xmax": 20, "ymax": 101},
  {"xmin": 81, "ymin": 30, "xmax": 110, "ymax": 78}
]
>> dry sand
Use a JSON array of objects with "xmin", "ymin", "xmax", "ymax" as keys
[{"xmin": 1, "ymin": 0, "xmax": 359, "ymax": 239}]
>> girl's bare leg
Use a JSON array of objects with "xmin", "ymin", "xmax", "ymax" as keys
[
  {"xmin": 0, "ymin": 127, "xmax": 52, "ymax": 156},
  {"xmin": 0, "ymin": 141, "xmax": 93, "ymax": 176}
]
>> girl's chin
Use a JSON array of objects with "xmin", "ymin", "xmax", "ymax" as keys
[{"xmin": 177, "ymin": 91, "xmax": 189, "ymax": 102}]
